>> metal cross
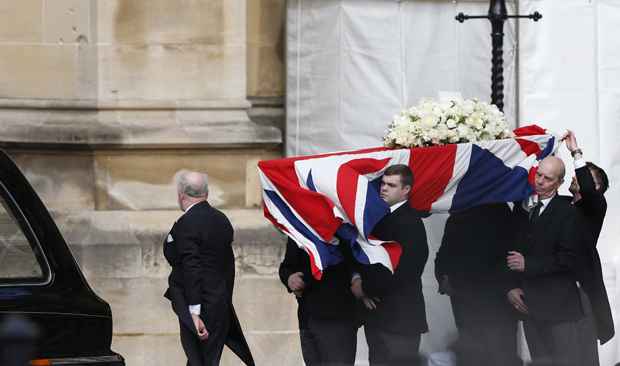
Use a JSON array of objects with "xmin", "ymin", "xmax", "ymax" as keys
[{"xmin": 456, "ymin": 0, "xmax": 542, "ymax": 112}]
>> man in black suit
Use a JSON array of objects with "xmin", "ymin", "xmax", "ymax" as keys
[
  {"xmin": 163, "ymin": 170, "xmax": 254, "ymax": 366},
  {"xmin": 351, "ymin": 164, "xmax": 428, "ymax": 366},
  {"xmin": 564, "ymin": 130, "xmax": 614, "ymax": 365},
  {"xmin": 506, "ymin": 156, "xmax": 583, "ymax": 366},
  {"xmin": 279, "ymin": 238, "xmax": 357, "ymax": 365},
  {"xmin": 435, "ymin": 203, "xmax": 520, "ymax": 366}
]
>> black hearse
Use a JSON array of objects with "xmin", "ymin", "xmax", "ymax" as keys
[{"xmin": 0, "ymin": 150, "xmax": 124, "ymax": 366}]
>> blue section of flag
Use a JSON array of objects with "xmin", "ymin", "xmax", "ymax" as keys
[
  {"xmin": 362, "ymin": 183, "xmax": 390, "ymax": 238},
  {"xmin": 452, "ymin": 145, "xmax": 534, "ymax": 211},
  {"xmin": 538, "ymin": 136, "xmax": 555, "ymax": 160},
  {"xmin": 306, "ymin": 170, "xmax": 317, "ymax": 192},
  {"xmin": 264, "ymin": 189, "xmax": 343, "ymax": 266},
  {"xmin": 336, "ymin": 223, "xmax": 370, "ymax": 264}
]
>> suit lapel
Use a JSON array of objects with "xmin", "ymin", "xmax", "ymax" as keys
[
  {"xmin": 373, "ymin": 203, "xmax": 408, "ymax": 240},
  {"xmin": 535, "ymin": 195, "xmax": 559, "ymax": 225}
]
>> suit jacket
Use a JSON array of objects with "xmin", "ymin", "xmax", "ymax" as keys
[
  {"xmin": 359, "ymin": 202, "xmax": 429, "ymax": 335},
  {"xmin": 278, "ymin": 238, "xmax": 356, "ymax": 321},
  {"xmin": 508, "ymin": 195, "xmax": 583, "ymax": 323},
  {"xmin": 435, "ymin": 203, "xmax": 515, "ymax": 322},
  {"xmin": 571, "ymin": 166, "xmax": 614, "ymax": 344},
  {"xmin": 163, "ymin": 201, "xmax": 254, "ymax": 365}
]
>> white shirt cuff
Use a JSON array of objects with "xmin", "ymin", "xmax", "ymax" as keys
[
  {"xmin": 189, "ymin": 304, "xmax": 201, "ymax": 315},
  {"xmin": 351, "ymin": 272, "xmax": 361, "ymax": 284},
  {"xmin": 574, "ymin": 157, "xmax": 586, "ymax": 169}
]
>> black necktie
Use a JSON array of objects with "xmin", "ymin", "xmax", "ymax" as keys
[{"xmin": 529, "ymin": 202, "xmax": 543, "ymax": 222}]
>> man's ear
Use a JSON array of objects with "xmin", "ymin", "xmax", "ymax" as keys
[{"xmin": 404, "ymin": 185, "xmax": 412, "ymax": 196}]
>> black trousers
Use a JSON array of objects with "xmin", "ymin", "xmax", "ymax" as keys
[
  {"xmin": 179, "ymin": 318, "xmax": 230, "ymax": 366},
  {"xmin": 524, "ymin": 288, "xmax": 599, "ymax": 366},
  {"xmin": 298, "ymin": 312, "xmax": 357, "ymax": 366},
  {"xmin": 524, "ymin": 318, "xmax": 581, "ymax": 366},
  {"xmin": 574, "ymin": 288, "xmax": 600, "ymax": 366},
  {"xmin": 364, "ymin": 323, "xmax": 422, "ymax": 366},
  {"xmin": 449, "ymin": 293, "xmax": 520, "ymax": 366}
]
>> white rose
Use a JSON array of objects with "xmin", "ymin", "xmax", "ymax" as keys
[
  {"xmin": 465, "ymin": 116, "xmax": 482, "ymax": 130},
  {"xmin": 435, "ymin": 124, "xmax": 449, "ymax": 140},
  {"xmin": 457, "ymin": 124, "xmax": 471, "ymax": 139},
  {"xmin": 448, "ymin": 129, "xmax": 459, "ymax": 143},
  {"xmin": 420, "ymin": 114, "xmax": 438, "ymax": 129}
]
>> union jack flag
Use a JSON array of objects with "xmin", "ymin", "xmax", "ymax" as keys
[{"xmin": 258, "ymin": 125, "xmax": 559, "ymax": 279}]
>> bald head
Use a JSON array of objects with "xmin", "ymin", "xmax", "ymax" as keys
[
  {"xmin": 535, "ymin": 156, "xmax": 565, "ymax": 199},
  {"xmin": 174, "ymin": 170, "xmax": 209, "ymax": 210}
]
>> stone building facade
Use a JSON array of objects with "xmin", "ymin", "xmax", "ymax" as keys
[{"xmin": 0, "ymin": 1, "xmax": 300, "ymax": 365}]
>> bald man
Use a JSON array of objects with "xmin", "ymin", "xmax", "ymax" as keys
[
  {"xmin": 505, "ymin": 157, "xmax": 584, "ymax": 366},
  {"xmin": 163, "ymin": 170, "xmax": 254, "ymax": 366}
]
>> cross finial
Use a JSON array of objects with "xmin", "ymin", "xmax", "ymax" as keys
[{"xmin": 456, "ymin": 0, "xmax": 542, "ymax": 112}]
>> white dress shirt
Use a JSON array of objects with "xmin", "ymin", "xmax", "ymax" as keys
[
  {"xmin": 390, "ymin": 200, "xmax": 407, "ymax": 213},
  {"xmin": 524, "ymin": 194, "xmax": 554, "ymax": 215}
]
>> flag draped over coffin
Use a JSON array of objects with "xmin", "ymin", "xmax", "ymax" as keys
[{"xmin": 258, "ymin": 125, "xmax": 559, "ymax": 279}]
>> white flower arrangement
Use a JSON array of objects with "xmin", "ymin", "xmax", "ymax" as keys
[{"xmin": 383, "ymin": 98, "xmax": 514, "ymax": 148}]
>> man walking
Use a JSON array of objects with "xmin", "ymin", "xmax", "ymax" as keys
[
  {"xmin": 506, "ymin": 156, "xmax": 583, "ymax": 366},
  {"xmin": 351, "ymin": 164, "xmax": 428, "ymax": 366},
  {"xmin": 163, "ymin": 170, "xmax": 254, "ymax": 366}
]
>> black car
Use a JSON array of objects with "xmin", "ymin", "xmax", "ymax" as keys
[{"xmin": 0, "ymin": 150, "xmax": 124, "ymax": 366}]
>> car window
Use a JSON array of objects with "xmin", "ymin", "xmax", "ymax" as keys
[{"xmin": 0, "ymin": 186, "xmax": 50, "ymax": 285}]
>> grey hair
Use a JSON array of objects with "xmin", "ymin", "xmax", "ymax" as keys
[{"xmin": 174, "ymin": 170, "xmax": 209, "ymax": 197}]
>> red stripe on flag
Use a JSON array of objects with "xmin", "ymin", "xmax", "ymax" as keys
[
  {"xmin": 528, "ymin": 165, "xmax": 538, "ymax": 189},
  {"xmin": 408, "ymin": 145, "xmax": 456, "ymax": 211},
  {"xmin": 336, "ymin": 158, "xmax": 391, "ymax": 226},
  {"xmin": 382, "ymin": 241, "xmax": 402, "ymax": 270},
  {"xmin": 259, "ymin": 159, "xmax": 341, "ymax": 241},
  {"xmin": 514, "ymin": 125, "xmax": 546, "ymax": 137},
  {"xmin": 515, "ymin": 138, "xmax": 542, "ymax": 157},
  {"xmin": 303, "ymin": 247, "xmax": 323, "ymax": 280},
  {"xmin": 262, "ymin": 203, "xmax": 289, "ymax": 233}
]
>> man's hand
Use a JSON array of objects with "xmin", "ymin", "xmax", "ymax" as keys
[
  {"xmin": 507, "ymin": 288, "xmax": 528, "ymax": 314},
  {"xmin": 361, "ymin": 297, "xmax": 380, "ymax": 310},
  {"xmin": 287, "ymin": 272, "xmax": 306, "ymax": 293},
  {"xmin": 351, "ymin": 277, "xmax": 365, "ymax": 299},
  {"xmin": 438, "ymin": 275, "xmax": 453, "ymax": 296},
  {"xmin": 507, "ymin": 251, "xmax": 525, "ymax": 272},
  {"xmin": 351, "ymin": 277, "xmax": 380, "ymax": 310},
  {"xmin": 563, "ymin": 130, "xmax": 580, "ymax": 153},
  {"xmin": 191, "ymin": 314, "xmax": 209, "ymax": 341}
]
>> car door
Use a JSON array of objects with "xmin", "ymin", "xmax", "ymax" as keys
[{"xmin": 0, "ymin": 150, "xmax": 124, "ymax": 365}]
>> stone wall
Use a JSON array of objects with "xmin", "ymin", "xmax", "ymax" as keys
[{"xmin": 247, "ymin": 0, "xmax": 285, "ymax": 98}]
